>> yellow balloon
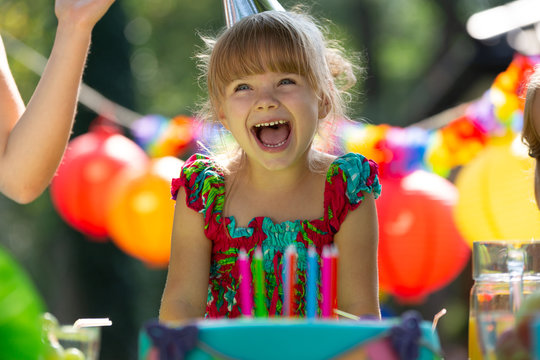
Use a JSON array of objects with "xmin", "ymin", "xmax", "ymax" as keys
[
  {"xmin": 454, "ymin": 136, "xmax": 540, "ymax": 246},
  {"xmin": 107, "ymin": 156, "xmax": 183, "ymax": 267}
]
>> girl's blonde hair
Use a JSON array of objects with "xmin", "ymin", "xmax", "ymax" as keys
[
  {"xmin": 523, "ymin": 66, "xmax": 540, "ymax": 158},
  {"xmin": 196, "ymin": 10, "xmax": 359, "ymax": 137}
]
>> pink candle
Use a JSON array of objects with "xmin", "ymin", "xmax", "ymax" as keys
[
  {"xmin": 321, "ymin": 245, "xmax": 332, "ymax": 318},
  {"xmin": 331, "ymin": 245, "xmax": 339, "ymax": 319},
  {"xmin": 238, "ymin": 249, "xmax": 253, "ymax": 317}
]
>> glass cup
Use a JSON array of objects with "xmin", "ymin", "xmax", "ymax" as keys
[
  {"xmin": 53, "ymin": 325, "xmax": 101, "ymax": 360},
  {"xmin": 469, "ymin": 240, "xmax": 540, "ymax": 359}
]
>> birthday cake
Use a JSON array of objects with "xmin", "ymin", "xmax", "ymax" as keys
[{"xmin": 138, "ymin": 312, "xmax": 442, "ymax": 360}]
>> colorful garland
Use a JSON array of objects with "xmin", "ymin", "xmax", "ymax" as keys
[{"xmin": 128, "ymin": 54, "xmax": 540, "ymax": 179}]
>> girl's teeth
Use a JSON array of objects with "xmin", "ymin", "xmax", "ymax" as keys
[
  {"xmin": 264, "ymin": 139, "xmax": 287, "ymax": 148},
  {"xmin": 254, "ymin": 120, "xmax": 287, "ymax": 128}
]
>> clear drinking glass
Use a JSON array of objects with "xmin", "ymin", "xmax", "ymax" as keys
[
  {"xmin": 469, "ymin": 240, "xmax": 540, "ymax": 359},
  {"xmin": 54, "ymin": 325, "xmax": 101, "ymax": 360}
]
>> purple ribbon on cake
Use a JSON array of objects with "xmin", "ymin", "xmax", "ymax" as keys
[
  {"xmin": 145, "ymin": 321, "xmax": 199, "ymax": 360},
  {"xmin": 389, "ymin": 310, "xmax": 423, "ymax": 360}
]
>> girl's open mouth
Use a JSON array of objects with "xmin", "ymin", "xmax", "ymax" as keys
[{"xmin": 252, "ymin": 120, "xmax": 291, "ymax": 150}]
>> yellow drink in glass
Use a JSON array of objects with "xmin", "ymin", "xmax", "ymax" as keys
[{"xmin": 469, "ymin": 316, "xmax": 482, "ymax": 360}]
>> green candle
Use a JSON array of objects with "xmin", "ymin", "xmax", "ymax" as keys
[{"xmin": 253, "ymin": 246, "xmax": 267, "ymax": 317}]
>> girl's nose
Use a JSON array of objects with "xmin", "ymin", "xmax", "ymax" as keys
[{"xmin": 255, "ymin": 89, "xmax": 279, "ymax": 111}]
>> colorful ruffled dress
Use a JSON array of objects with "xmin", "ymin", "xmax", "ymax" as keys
[{"xmin": 171, "ymin": 152, "xmax": 381, "ymax": 318}]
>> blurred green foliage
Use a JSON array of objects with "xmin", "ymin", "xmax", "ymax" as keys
[{"xmin": 1, "ymin": 0, "xmax": 511, "ymax": 124}]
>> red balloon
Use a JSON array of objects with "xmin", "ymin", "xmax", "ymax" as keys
[
  {"xmin": 50, "ymin": 123, "xmax": 149, "ymax": 239},
  {"xmin": 377, "ymin": 170, "xmax": 470, "ymax": 303}
]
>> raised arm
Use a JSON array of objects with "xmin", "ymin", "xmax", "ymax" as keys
[
  {"xmin": 334, "ymin": 192, "xmax": 381, "ymax": 319},
  {"xmin": 0, "ymin": 36, "xmax": 25, "ymax": 141},
  {"xmin": 160, "ymin": 187, "xmax": 212, "ymax": 323},
  {"xmin": 0, "ymin": 0, "xmax": 114, "ymax": 203}
]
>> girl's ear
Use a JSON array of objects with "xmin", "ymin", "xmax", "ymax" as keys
[
  {"xmin": 217, "ymin": 107, "xmax": 230, "ymax": 130},
  {"xmin": 318, "ymin": 95, "xmax": 330, "ymax": 120}
]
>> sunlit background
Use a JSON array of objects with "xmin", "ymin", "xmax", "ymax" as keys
[{"xmin": 1, "ymin": 0, "xmax": 540, "ymax": 359}]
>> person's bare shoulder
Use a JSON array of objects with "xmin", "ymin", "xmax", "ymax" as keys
[{"xmin": 309, "ymin": 150, "xmax": 337, "ymax": 174}]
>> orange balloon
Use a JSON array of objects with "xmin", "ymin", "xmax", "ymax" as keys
[{"xmin": 107, "ymin": 157, "xmax": 184, "ymax": 267}]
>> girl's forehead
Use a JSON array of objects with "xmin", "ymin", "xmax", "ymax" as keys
[{"xmin": 214, "ymin": 33, "xmax": 312, "ymax": 81}]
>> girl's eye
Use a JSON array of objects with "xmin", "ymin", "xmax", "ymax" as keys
[
  {"xmin": 279, "ymin": 78, "xmax": 296, "ymax": 85},
  {"xmin": 234, "ymin": 84, "xmax": 250, "ymax": 92}
]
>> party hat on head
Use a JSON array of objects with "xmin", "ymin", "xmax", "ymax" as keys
[{"xmin": 223, "ymin": 0, "xmax": 285, "ymax": 28}]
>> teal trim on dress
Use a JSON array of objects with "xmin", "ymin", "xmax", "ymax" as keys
[
  {"xmin": 227, "ymin": 217, "xmax": 254, "ymax": 238},
  {"xmin": 333, "ymin": 153, "xmax": 382, "ymax": 204}
]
